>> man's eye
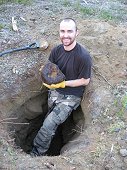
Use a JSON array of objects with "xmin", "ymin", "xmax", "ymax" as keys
[
  {"xmin": 60, "ymin": 30, "xmax": 64, "ymax": 33},
  {"xmin": 68, "ymin": 30, "xmax": 73, "ymax": 33}
]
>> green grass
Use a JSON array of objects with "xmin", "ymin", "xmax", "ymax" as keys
[
  {"xmin": 122, "ymin": 95, "xmax": 127, "ymax": 108},
  {"xmin": 112, "ymin": 83, "xmax": 127, "ymax": 120},
  {"xmin": 80, "ymin": 7, "xmax": 96, "ymax": 16},
  {"xmin": 100, "ymin": 10, "xmax": 115, "ymax": 20},
  {"xmin": 115, "ymin": 94, "xmax": 127, "ymax": 118},
  {"xmin": 74, "ymin": 1, "xmax": 96, "ymax": 16},
  {"xmin": 74, "ymin": 2, "xmax": 114, "ymax": 20},
  {"xmin": 0, "ymin": 0, "xmax": 31, "ymax": 5},
  {"xmin": 108, "ymin": 121, "xmax": 125, "ymax": 133},
  {"xmin": 56, "ymin": 0, "xmax": 126, "ymax": 23},
  {"xmin": 0, "ymin": 23, "xmax": 4, "ymax": 30},
  {"xmin": 73, "ymin": 0, "xmax": 126, "ymax": 22},
  {"xmin": 63, "ymin": 0, "xmax": 71, "ymax": 7}
]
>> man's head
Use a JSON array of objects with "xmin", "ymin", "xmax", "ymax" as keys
[{"xmin": 59, "ymin": 18, "xmax": 78, "ymax": 50}]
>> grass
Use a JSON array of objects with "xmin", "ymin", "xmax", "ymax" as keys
[
  {"xmin": 0, "ymin": 23, "xmax": 4, "ymax": 30},
  {"xmin": 74, "ymin": 1, "xmax": 96, "ymax": 16},
  {"xmin": 0, "ymin": 0, "xmax": 31, "ymax": 5},
  {"xmin": 80, "ymin": 7, "xmax": 96, "ymax": 16},
  {"xmin": 91, "ymin": 144, "xmax": 106, "ymax": 158},
  {"xmin": 73, "ymin": 0, "xmax": 126, "ymax": 23},
  {"xmin": 114, "ymin": 94, "xmax": 127, "ymax": 118},
  {"xmin": 108, "ymin": 121, "xmax": 125, "ymax": 133},
  {"xmin": 121, "ymin": 95, "xmax": 127, "ymax": 109},
  {"xmin": 117, "ymin": 95, "xmax": 127, "ymax": 117},
  {"xmin": 63, "ymin": 0, "xmax": 71, "ymax": 7},
  {"xmin": 73, "ymin": 1, "xmax": 114, "ymax": 20},
  {"xmin": 100, "ymin": 11, "xmax": 115, "ymax": 20},
  {"xmin": 55, "ymin": 0, "xmax": 126, "ymax": 23}
]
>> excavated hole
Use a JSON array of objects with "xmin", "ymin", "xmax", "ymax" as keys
[{"xmin": 8, "ymin": 91, "xmax": 85, "ymax": 156}]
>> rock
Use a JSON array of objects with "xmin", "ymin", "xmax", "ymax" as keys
[
  {"xmin": 39, "ymin": 39, "xmax": 49, "ymax": 50},
  {"xmin": 120, "ymin": 149, "xmax": 127, "ymax": 157},
  {"xmin": 118, "ymin": 41, "xmax": 123, "ymax": 46}
]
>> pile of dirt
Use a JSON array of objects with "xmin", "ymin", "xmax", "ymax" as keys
[{"xmin": 0, "ymin": 0, "xmax": 127, "ymax": 170}]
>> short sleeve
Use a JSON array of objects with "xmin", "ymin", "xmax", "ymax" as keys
[
  {"xmin": 49, "ymin": 47, "xmax": 57, "ymax": 63},
  {"xmin": 78, "ymin": 53, "xmax": 92, "ymax": 79}
]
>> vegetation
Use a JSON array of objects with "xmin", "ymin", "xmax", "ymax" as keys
[
  {"xmin": 0, "ymin": 0, "xmax": 31, "ymax": 5},
  {"xmin": 116, "ymin": 95, "xmax": 127, "ymax": 118},
  {"xmin": 0, "ymin": 23, "xmax": 4, "ymax": 30},
  {"xmin": 62, "ymin": 0, "xmax": 126, "ymax": 22},
  {"xmin": 100, "ymin": 10, "xmax": 114, "ymax": 20},
  {"xmin": 0, "ymin": 0, "xmax": 126, "ymax": 23},
  {"xmin": 62, "ymin": 0, "xmax": 71, "ymax": 7},
  {"xmin": 113, "ymin": 82, "xmax": 127, "ymax": 119},
  {"xmin": 80, "ymin": 7, "xmax": 96, "ymax": 16},
  {"xmin": 108, "ymin": 121, "xmax": 125, "ymax": 133}
]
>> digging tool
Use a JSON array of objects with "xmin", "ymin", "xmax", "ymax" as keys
[{"xmin": 0, "ymin": 40, "xmax": 48, "ymax": 57}]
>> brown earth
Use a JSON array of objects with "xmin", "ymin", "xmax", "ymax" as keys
[{"xmin": 0, "ymin": 1, "xmax": 127, "ymax": 170}]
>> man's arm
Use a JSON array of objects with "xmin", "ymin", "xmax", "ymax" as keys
[
  {"xmin": 65, "ymin": 78, "xmax": 90, "ymax": 87},
  {"xmin": 43, "ymin": 78, "xmax": 90, "ymax": 89}
]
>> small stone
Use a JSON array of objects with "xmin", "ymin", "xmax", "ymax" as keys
[
  {"xmin": 118, "ymin": 42, "xmax": 123, "ymax": 46},
  {"xmin": 45, "ymin": 6, "xmax": 49, "ymax": 10},
  {"xmin": 40, "ymin": 29, "xmax": 45, "ymax": 35},
  {"xmin": 39, "ymin": 40, "xmax": 49, "ymax": 50},
  {"xmin": 120, "ymin": 149, "xmax": 127, "ymax": 157},
  {"xmin": 12, "ymin": 66, "xmax": 19, "ymax": 74},
  {"xmin": 105, "ymin": 165, "xmax": 110, "ymax": 170},
  {"xmin": 114, "ymin": 127, "xmax": 120, "ymax": 132}
]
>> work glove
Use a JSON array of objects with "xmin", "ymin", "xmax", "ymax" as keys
[{"xmin": 43, "ymin": 81, "xmax": 65, "ymax": 89}]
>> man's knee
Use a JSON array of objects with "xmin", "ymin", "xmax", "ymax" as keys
[{"xmin": 43, "ymin": 111, "xmax": 60, "ymax": 132}]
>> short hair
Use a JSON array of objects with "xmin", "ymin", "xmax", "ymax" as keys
[{"xmin": 60, "ymin": 18, "xmax": 78, "ymax": 31}]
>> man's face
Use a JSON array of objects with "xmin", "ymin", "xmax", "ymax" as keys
[{"xmin": 59, "ymin": 20, "xmax": 78, "ymax": 47}]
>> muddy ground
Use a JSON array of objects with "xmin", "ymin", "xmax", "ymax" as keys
[{"xmin": 0, "ymin": 0, "xmax": 127, "ymax": 170}]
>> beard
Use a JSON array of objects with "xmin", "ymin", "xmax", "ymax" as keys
[{"xmin": 60, "ymin": 37, "xmax": 75, "ymax": 46}]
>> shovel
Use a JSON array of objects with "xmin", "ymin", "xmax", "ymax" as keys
[{"xmin": 0, "ymin": 40, "xmax": 48, "ymax": 57}]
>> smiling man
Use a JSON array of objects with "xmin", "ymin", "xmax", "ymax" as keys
[
  {"xmin": 30, "ymin": 18, "xmax": 92, "ymax": 157},
  {"xmin": 60, "ymin": 19, "xmax": 78, "ymax": 48}
]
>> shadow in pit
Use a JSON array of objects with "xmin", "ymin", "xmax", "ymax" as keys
[{"xmin": 15, "ymin": 105, "xmax": 84, "ymax": 156}]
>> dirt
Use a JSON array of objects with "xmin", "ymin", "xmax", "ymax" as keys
[{"xmin": 0, "ymin": 0, "xmax": 127, "ymax": 170}]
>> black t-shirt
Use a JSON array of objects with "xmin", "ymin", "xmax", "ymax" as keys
[{"xmin": 49, "ymin": 43, "xmax": 92, "ymax": 97}]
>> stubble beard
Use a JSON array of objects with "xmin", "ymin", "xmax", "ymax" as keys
[{"xmin": 61, "ymin": 37, "xmax": 75, "ymax": 47}]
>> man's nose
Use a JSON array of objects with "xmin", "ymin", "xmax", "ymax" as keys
[{"xmin": 63, "ymin": 32, "xmax": 69, "ymax": 37}]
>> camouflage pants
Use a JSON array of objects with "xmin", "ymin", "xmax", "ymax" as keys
[{"xmin": 33, "ymin": 90, "xmax": 81, "ymax": 155}]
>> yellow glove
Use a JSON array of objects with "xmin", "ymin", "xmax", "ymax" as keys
[{"xmin": 43, "ymin": 81, "xmax": 65, "ymax": 89}]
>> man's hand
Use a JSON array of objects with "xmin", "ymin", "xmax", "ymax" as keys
[{"xmin": 43, "ymin": 81, "xmax": 65, "ymax": 89}]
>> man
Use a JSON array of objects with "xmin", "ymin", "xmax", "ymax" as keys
[{"xmin": 30, "ymin": 18, "xmax": 92, "ymax": 157}]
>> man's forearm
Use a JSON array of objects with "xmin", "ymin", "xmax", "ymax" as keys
[{"xmin": 65, "ymin": 78, "xmax": 90, "ymax": 87}]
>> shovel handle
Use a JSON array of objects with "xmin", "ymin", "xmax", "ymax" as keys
[{"xmin": 0, "ymin": 42, "xmax": 39, "ymax": 57}]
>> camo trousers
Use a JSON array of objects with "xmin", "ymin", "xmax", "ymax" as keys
[{"xmin": 33, "ymin": 90, "xmax": 81, "ymax": 155}]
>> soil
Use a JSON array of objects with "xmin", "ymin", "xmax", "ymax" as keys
[{"xmin": 0, "ymin": 0, "xmax": 127, "ymax": 170}]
